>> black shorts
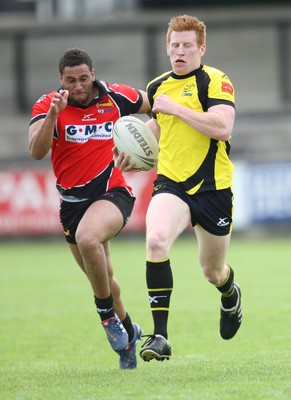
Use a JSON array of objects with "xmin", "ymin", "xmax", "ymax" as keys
[
  {"xmin": 60, "ymin": 187, "xmax": 135, "ymax": 244},
  {"xmin": 152, "ymin": 175, "xmax": 233, "ymax": 236}
]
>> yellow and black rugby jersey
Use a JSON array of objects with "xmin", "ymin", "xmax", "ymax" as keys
[{"xmin": 147, "ymin": 64, "xmax": 235, "ymax": 195}]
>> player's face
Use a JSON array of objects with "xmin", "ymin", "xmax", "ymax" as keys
[
  {"xmin": 166, "ymin": 31, "xmax": 206, "ymax": 75},
  {"xmin": 60, "ymin": 64, "xmax": 95, "ymax": 106}
]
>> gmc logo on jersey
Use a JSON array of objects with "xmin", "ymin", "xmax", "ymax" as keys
[{"xmin": 65, "ymin": 122, "xmax": 113, "ymax": 143}]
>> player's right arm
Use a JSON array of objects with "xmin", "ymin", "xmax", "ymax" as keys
[
  {"xmin": 137, "ymin": 90, "xmax": 151, "ymax": 117},
  {"xmin": 28, "ymin": 90, "xmax": 69, "ymax": 160}
]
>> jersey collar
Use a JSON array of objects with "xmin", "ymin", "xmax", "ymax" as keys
[{"xmin": 171, "ymin": 64, "xmax": 203, "ymax": 80}]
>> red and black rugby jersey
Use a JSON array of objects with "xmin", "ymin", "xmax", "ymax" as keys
[{"xmin": 30, "ymin": 80, "xmax": 143, "ymax": 194}]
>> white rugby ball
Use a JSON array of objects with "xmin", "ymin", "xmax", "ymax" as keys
[{"xmin": 113, "ymin": 116, "xmax": 159, "ymax": 171}]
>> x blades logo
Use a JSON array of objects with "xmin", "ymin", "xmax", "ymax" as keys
[
  {"xmin": 217, "ymin": 218, "xmax": 230, "ymax": 227},
  {"xmin": 149, "ymin": 295, "xmax": 167, "ymax": 304},
  {"xmin": 82, "ymin": 114, "xmax": 96, "ymax": 121},
  {"xmin": 153, "ymin": 184, "xmax": 166, "ymax": 192}
]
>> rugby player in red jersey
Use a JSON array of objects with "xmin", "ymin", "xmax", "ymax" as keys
[{"xmin": 29, "ymin": 48, "xmax": 150, "ymax": 369}]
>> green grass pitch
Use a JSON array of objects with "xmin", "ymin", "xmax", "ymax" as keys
[{"xmin": 0, "ymin": 235, "xmax": 290, "ymax": 400}]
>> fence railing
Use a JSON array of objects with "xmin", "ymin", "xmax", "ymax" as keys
[{"xmin": 0, "ymin": 12, "xmax": 291, "ymax": 113}]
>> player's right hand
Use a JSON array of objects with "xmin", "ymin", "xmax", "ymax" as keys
[{"xmin": 50, "ymin": 89, "xmax": 69, "ymax": 115}]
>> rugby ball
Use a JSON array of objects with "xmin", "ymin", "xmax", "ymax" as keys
[{"xmin": 113, "ymin": 116, "xmax": 159, "ymax": 171}]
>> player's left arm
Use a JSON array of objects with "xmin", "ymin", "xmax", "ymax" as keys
[
  {"xmin": 152, "ymin": 70, "xmax": 235, "ymax": 142},
  {"xmin": 152, "ymin": 95, "xmax": 235, "ymax": 142},
  {"xmin": 178, "ymin": 102, "xmax": 235, "ymax": 142}
]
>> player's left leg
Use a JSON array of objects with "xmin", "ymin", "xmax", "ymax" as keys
[
  {"xmin": 194, "ymin": 226, "xmax": 242, "ymax": 339},
  {"xmin": 104, "ymin": 241, "xmax": 143, "ymax": 369},
  {"xmin": 69, "ymin": 241, "xmax": 135, "ymax": 333},
  {"xmin": 74, "ymin": 200, "xmax": 129, "ymax": 353},
  {"xmin": 68, "ymin": 240, "xmax": 127, "ymax": 354},
  {"xmin": 69, "ymin": 241, "xmax": 142, "ymax": 368}
]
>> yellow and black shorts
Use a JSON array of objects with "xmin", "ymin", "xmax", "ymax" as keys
[{"xmin": 152, "ymin": 174, "xmax": 233, "ymax": 236}]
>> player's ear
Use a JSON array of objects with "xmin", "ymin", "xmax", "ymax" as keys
[
  {"xmin": 200, "ymin": 44, "xmax": 206, "ymax": 56},
  {"xmin": 91, "ymin": 68, "xmax": 95, "ymax": 80}
]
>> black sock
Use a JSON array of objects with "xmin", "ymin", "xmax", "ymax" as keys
[
  {"xmin": 94, "ymin": 294, "xmax": 115, "ymax": 321},
  {"xmin": 146, "ymin": 259, "xmax": 173, "ymax": 339},
  {"xmin": 121, "ymin": 312, "xmax": 134, "ymax": 342},
  {"xmin": 216, "ymin": 265, "xmax": 237, "ymax": 308}
]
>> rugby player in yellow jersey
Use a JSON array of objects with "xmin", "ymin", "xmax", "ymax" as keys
[{"xmin": 116, "ymin": 14, "xmax": 242, "ymax": 362}]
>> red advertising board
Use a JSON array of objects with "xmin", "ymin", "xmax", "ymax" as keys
[{"xmin": 0, "ymin": 168, "xmax": 155, "ymax": 236}]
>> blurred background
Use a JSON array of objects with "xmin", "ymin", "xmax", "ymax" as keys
[{"xmin": 0, "ymin": 0, "xmax": 291, "ymax": 238}]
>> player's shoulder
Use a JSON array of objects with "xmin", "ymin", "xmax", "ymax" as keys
[
  {"xmin": 30, "ymin": 90, "xmax": 57, "ymax": 122},
  {"xmin": 34, "ymin": 90, "xmax": 58, "ymax": 105},
  {"xmin": 203, "ymin": 65, "xmax": 235, "ymax": 100},
  {"xmin": 203, "ymin": 65, "xmax": 232, "ymax": 83},
  {"xmin": 100, "ymin": 80, "xmax": 137, "ymax": 95},
  {"xmin": 147, "ymin": 70, "xmax": 172, "ymax": 89},
  {"xmin": 99, "ymin": 80, "xmax": 140, "ymax": 103}
]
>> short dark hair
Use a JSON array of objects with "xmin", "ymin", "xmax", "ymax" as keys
[{"xmin": 58, "ymin": 48, "xmax": 93, "ymax": 74}]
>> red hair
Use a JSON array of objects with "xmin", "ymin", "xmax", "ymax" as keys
[{"xmin": 166, "ymin": 15, "xmax": 206, "ymax": 47}]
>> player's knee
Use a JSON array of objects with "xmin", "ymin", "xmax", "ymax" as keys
[
  {"xmin": 76, "ymin": 233, "xmax": 101, "ymax": 258},
  {"xmin": 202, "ymin": 266, "xmax": 223, "ymax": 286},
  {"xmin": 146, "ymin": 230, "xmax": 169, "ymax": 257}
]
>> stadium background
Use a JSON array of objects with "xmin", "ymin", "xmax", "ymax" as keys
[{"xmin": 0, "ymin": 0, "xmax": 291, "ymax": 237}]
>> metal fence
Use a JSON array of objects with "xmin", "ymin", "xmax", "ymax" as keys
[
  {"xmin": 0, "ymin": 8, "xmax": 291, "ymax": 113},
  {"xmin": 0, "ymin": 7, "xmax": 291, "ymax": 161}
]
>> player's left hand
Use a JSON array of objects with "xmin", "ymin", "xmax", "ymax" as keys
[{"xmin": 112, "ymin": 146, "xmax": 138, "ymax": 172}]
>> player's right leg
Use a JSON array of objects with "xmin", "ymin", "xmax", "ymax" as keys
[{"xmin": 140, "ymin": 192, "xmax": 191, "ymax": 362}]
